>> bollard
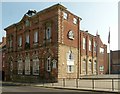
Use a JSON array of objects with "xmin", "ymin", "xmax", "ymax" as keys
[
  {"xmin": 112, "ymin": 79, "xmax": 114, "ymax": 91},
  {"xmin": 63, "ymin": 78, "xmax": 65, "ymax": 87},
  {"xmin": 76, "ymin": 79, "xmax": 78, "ymax": 88},
  {"xmin": 52, "ymin": 81, "xmax": 54, "ymax": 86},
  {"xmin": 92, "ymin": 79, "xmax": 94, "ymax": 90}
]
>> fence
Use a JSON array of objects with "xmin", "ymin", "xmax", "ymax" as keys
[{"xmin": 40, "ymin": 78, "xmax": 120, "ymax": 92}]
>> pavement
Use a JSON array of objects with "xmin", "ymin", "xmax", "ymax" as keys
[{"xmin": 1, "ymin": 81, "xmax": 118, "ymax": 94}]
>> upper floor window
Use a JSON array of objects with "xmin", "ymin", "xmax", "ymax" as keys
[
  {"xmin": 17, "ymin": 25, "xmax": 23, "ymax": 31},
  {"xmin": 9, "ymin": 38, "xmax": 12, "ymax": 48},
  {"xmin": 26, "ymin": 33, "xmax": 29, "ymax": 43},
  {"xmin": 2, "ymin": 61, "xmax": 4, "ymax": 67},
  {"xmin": 2, "ymin": 53, "xmax": 5, "ymax": 58},
  {"xmin": 89, "ymin": 40, "xmax": 92, "ymax": 51},
  {"xmin": 25, "ymin": 20, "xmax": 30, "ymax": 27},
  {"xmin": 18, "ymin": 36, "xmax": 22, "ymax": 47},
  {"xmin": 8, "ymin": 35, "xmax": 13, "ymax": 48},
  {"xmin": 68, "ymin": 30, "xmax": 74, "ymax": 40},
  {"xmin": 34, "ymin": 31, "xmax": 38, "ymax": 43},
  {"xmin": 46, "ymin": 26, "xmax": 51, "ymax": 40},
  {"xmin": 94, "ymin": 41, "xmax": 96, "ymax": 52},
  {"xmin": 67, "ymin": 51, "xmax": 74, "ymax": 61},
  {"xmin": 83, "ymin": 38, "xmax": 86, "ymax": 49},
  {"xmin": 63, "ymin": 12, "xmax": 68, "ymax": 20},
  {"xmin": 100, "ymin": 47, "xmax": 104, "ymax": 54},
  {"xmin": 7, "ymin": 34, "xmax": 13, "ymax": 49},
  {"xmin": 73, "ymin": 18, "xmax": 77, "ymax": 24}
]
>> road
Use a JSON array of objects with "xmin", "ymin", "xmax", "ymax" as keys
[{"xmin": 2, "ymin": 86, "xmax": 115, "ymax": 94}]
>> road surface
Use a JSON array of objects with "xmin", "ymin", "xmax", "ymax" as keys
[{"xmin": 2, "ymin": 86, "xmax": 114, "ymax": 94}]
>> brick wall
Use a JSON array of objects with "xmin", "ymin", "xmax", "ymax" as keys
[
  {"xmin": 4, "ymin": 4, "xmax": 108, "ymax": 82},
  {"xmin": 111, "ymin": 50, "xmax": 120, "ymax": 74}
]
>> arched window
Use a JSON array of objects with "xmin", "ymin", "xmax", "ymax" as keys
[
  {"xmin": 93, "ymin": 60, "xmax": 97, "ymax": 74},
  {"xmin": 25, "ymin": 57, "xmax": 30, "ymax": 75},
  {"xmin": 82, "ymin": 59, "xmax": 86, "ymax": 71},
  {"xmin": 46, "ymin": 27, "xmax": 51, "ymax": 40},
  {"xmin": 89, "ymin": 59, "xmax": 92, "ymax": 71},
  {"xmin": 25, "ymin": 20, "xmax": 30, "ymax": 27},
  {"xmin": 52, "ymin": 59, "xmax": 57, "ymax": 69},
  {"xmin": 33, "ymin": 57, "xmax": 39, "ymax": 75},
  {"xmin": 94, "ymin": 60, "xmax": 97, "ymax": 70},
  {"xmin": 34, "ymin": 31, "xmax": 38, "ymax": 43},
  {"xmin": 47, "ymin": 57, "xmax": 51, "ymax": 72},
  {"xmin": 10, "ymin": 61, "xmax": 13, "ymax": 72},
  {"xmin": 18, "ymin": 59, "xmax": 23, "ymax": 75},
  {"xmin": 18, "ymin": 36, "xmax": 22, "ymax": 47}
]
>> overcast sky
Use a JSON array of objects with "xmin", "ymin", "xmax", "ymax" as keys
[{"xmin": 1, "ymin": 1, "xmax": 119, "ymax": 52}]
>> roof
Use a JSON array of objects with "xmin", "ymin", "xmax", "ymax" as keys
[
  {"xmin": 80, "ymin": 30, "xmax": 95, "ymax": 37},
  {"xmin": 111, "ymin": 50, "xmax": 120, "ymax": 52},
  {"xmin": 4, "ymin": 3, "xmax": 82, "ymax": 31}
]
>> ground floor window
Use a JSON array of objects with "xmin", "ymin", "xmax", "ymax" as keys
[
  {"xmin": 88, "ymin": 60, "xmax": 92, "ymax": 71},
  {"xmin": 100, "ymin": 66, "xmax": 104, "ymax": 71},
  {"xmin": 52, "ymin": 59, "xmax": 57, "ymax": 69},
  {"xmin": 25, "ymin": 58, "xmax": 30, "ymax": 75},
  {"xmin": 67, "ymin": 65, "xmax": 74, "ymax": 73},
  {"xmin": 10, "ymin": 61, "xmax": 13, "ymax": 72},
  {"xmin": 47, "ymin": 57, "xmax": 51, "ymax": 72},
  {"xmin": 66, "ymin": 51, "xmax": 74, "ymax": 73},
  {"xmin": 33, "ymin": 58, "xmax": 39, "ymax": 75},
  {"xmin": 82, "ymin": 60, "xmax": 86, "ymax": 71},
  {"xmin": 94, "ymin": 61, "xmax": 97, "ymax": 70},
  {"xmin": 18, "ymin": 60, "xmax": 23, "ymax": 74}
]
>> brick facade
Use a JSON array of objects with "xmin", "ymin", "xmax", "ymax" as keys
[
  {"xmin": 0, "ymin": 37, "xmax": 6, "ymax": 81},
  {"xmin": 4, "ymin": 4, "xmax": 107, "ymax": 82},
  {"xmin": 110, "ymin": 50, "xmax": 120, "ymax": 74}
]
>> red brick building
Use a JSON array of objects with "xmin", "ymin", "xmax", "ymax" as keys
[
  {"xmin": 4, "ymin": 4, "xmax": 107, "ymax": 82},
  {"xmin": 110, "ymin": 50, "xmax": 120, "ymax": 74},
  {"xmin": 0, "ymin": 37, "xmax": 6, "ymax": 81}
]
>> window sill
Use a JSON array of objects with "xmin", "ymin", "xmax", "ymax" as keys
[
  {"xmin": 67, "ymin": 72, "xmax": 74, "ymax": 74},
  {"xmin": 18, "ymin": 73, "xmax": 23, "ymax": 75},
  {"xmin": 24, "ymin": 74, "xmax": 31, "ymax": 75},
  {"xmin": 47, "ymin": 70, "xmax": 51, "ymax": 72},
  {"xmin": 33, "ymin": 42, "xmax": 38, "ymax": 45},
  {"xmin": 33, "ymin": 74, "xmax": 39, "ymax": 76},
  {"xmin": 18, "ymin": 46, "xmax": 22, "ymax": 50}
]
